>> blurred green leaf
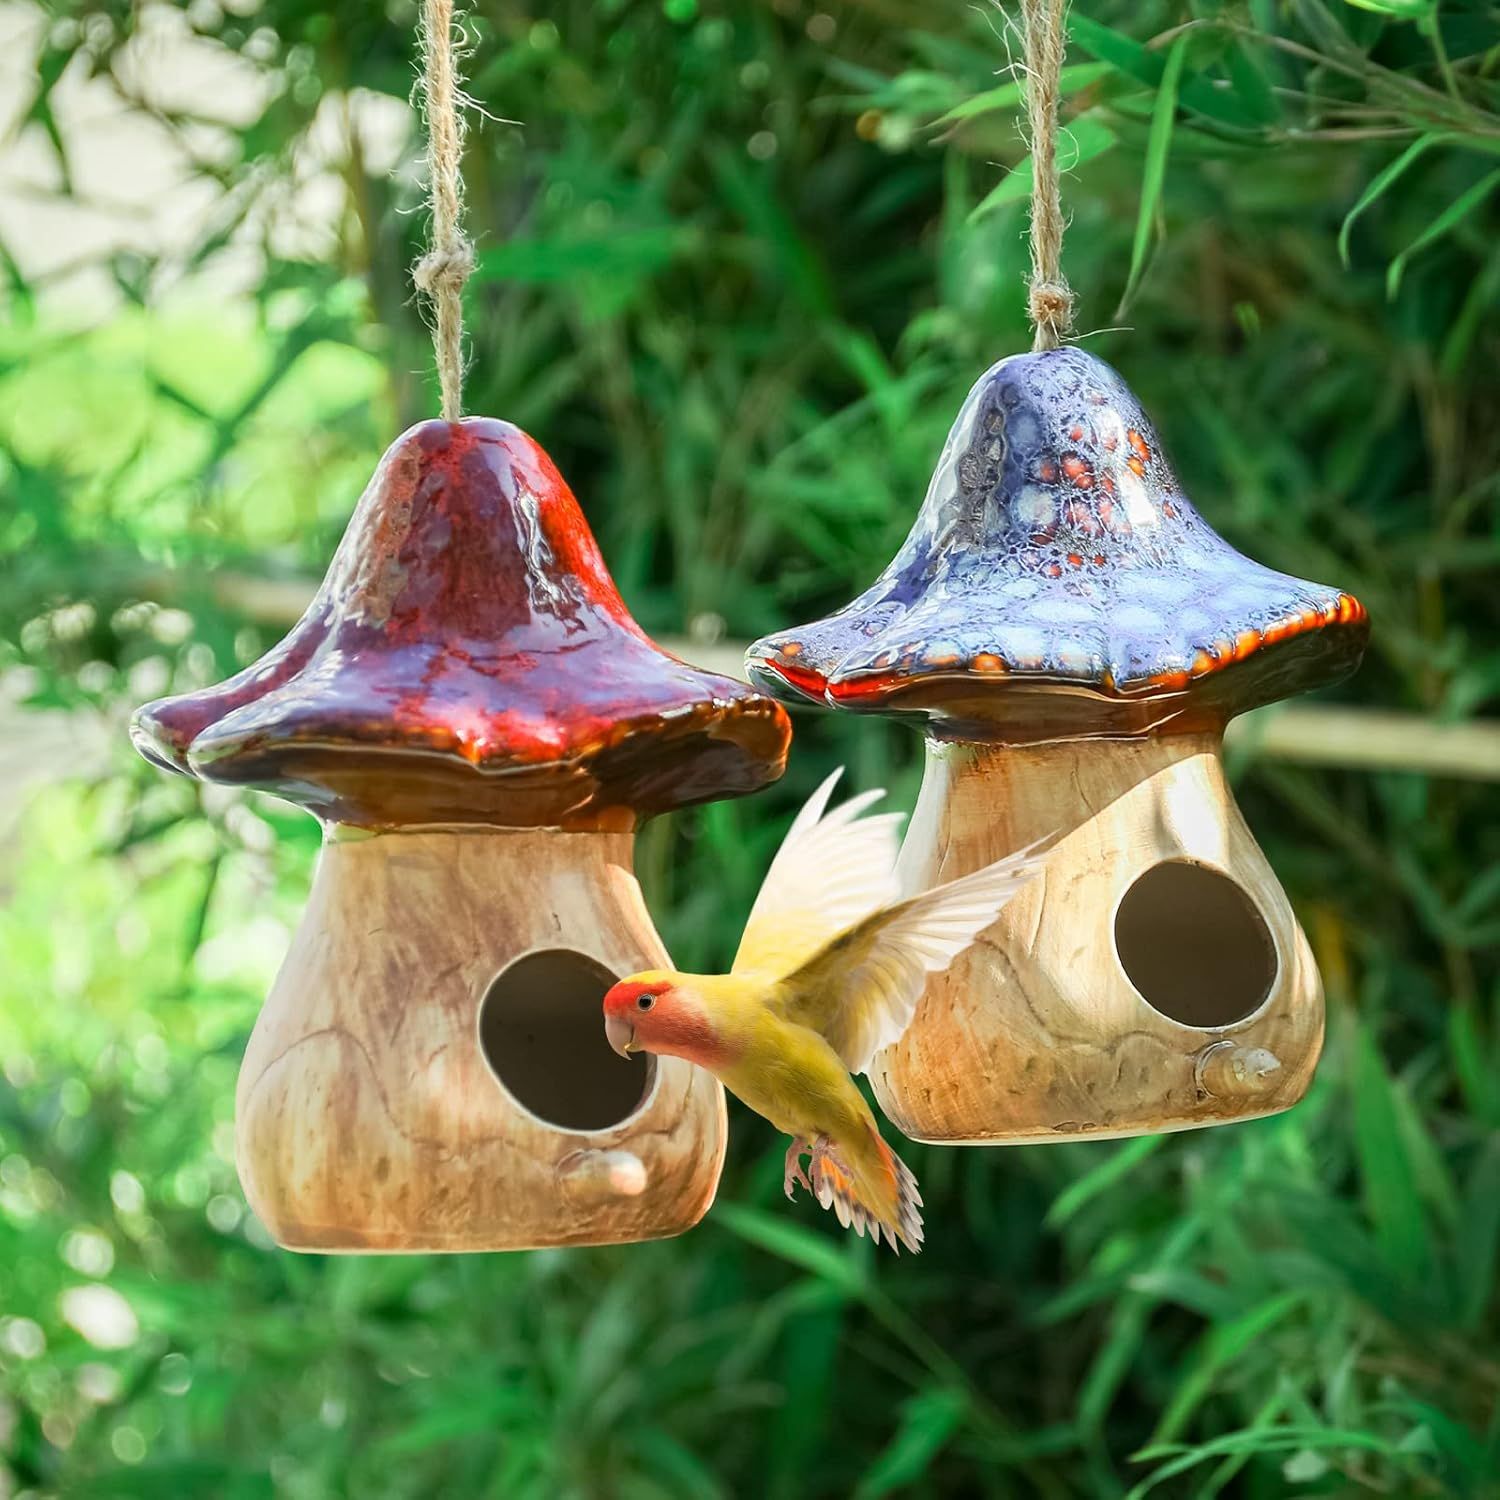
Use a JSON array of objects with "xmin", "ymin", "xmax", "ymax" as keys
[
  {"xmin": 1225, "ymin": 42, "xmax": 1280, "ymax": 127},
  {"xmin": 1352, "ymin": 1031, "xmax": 1431, "ymax": 1282},
  {"xmin": 1342, "ymin": 0, "xmax": 1435, "ymax": 16},
  {"xmin": 1387, "ymin": 170, "xmax": 1500, "ymax": 298},
  {"xmin": 714, "ymin": 1204, "xmax": 866, "ymax": 1295},
  {"xmin": 1456, "ymin": 1135, "xmax": 1500, "ymax": 1329},
  {"xmin": 933, "ymin": 62, "xmax": 1111, "ymax": 127},
  {"xmin": 1120, "ymin": 34, "xmax": 1189, "ymax": 314},
  {"xmin": 475, "ymin": 228, "xmax": 697, "ymax": 287},
  {"xmin": 632, "ymin": 1428, "xmax": 728, "ymax": 1499},
  {"xmin": 1339, "ymin": 133, "xmax": 1456, "ymax": 268},
  {"xmin": 1067, "ymin": 14, "xmax": 1257, "ymax": 129},
  {"xmin": 969, "ymin": 112, "xmax": 1118, "ymax": 220},
  {"xmin": 854, "ymin": 1386, "xmax": 968, "ymax": 1499},
  {"xmin": 1151, "ymin": 1293, "xmax": 1304, "ymax": 1444},
  {"xmin": 1046, "ymin": 1136, "xmax": 1165, "ymax": 1229},
  {"xmin": 1130, "ymin": 1423, "xmax": 1417, "ymax": 1497}
]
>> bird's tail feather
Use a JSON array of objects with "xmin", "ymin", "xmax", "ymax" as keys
[{"xmin": 812, "ymin": 1125, "xmax": 923, "ymax": 1254}]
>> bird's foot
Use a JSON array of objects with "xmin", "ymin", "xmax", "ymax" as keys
[{"xmin": 783, "ymin": 1139, "xmax": 813, "ymax": 1199}]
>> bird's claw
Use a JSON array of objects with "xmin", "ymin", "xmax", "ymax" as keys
[
  {"xmin": 807, "ymin": 1135, "xmax": 834, "ymax": 1202},
  {"xmin": 784, "ymin": 1139, "xmax": 813, "ymax": 1199}
]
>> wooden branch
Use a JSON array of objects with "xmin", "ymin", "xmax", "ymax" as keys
[{"xmin": 1224, "ymin": 705, "xmax": 1500, "ymax": 783}]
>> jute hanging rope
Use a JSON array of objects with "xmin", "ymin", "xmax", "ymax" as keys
[
  {"xmin": 1018, "ymin": 0, "xmax": 1075, "ymax": 351},
  {"xmin": 413, "ymin": 0, "xmax": 475, "ymax": 422}
]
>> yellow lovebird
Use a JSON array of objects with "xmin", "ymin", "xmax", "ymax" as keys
[{"xmin": 602, "ymin": 770, "xmax": 1047, "ymax": 1252}]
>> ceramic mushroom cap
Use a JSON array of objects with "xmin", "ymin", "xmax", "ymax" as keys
[
  {"xmin": 748, "ymin": 348, "xmax": 1368, "ymax": 742},
  {"xmin": 133, "ymin": 419, "xmax": 790, "ymax": 828}
]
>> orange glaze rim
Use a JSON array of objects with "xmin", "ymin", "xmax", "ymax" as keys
[{"xmin": 756, "ymin": 592, "xmax": 1368, "ymax": 706}]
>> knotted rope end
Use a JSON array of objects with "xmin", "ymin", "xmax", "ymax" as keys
[
  {"xmin": 413, "ymin": 241, "xmax": 476, "ymax": 297},
  {"xmin": 1027, "ymin": 278, "xmax": 1075, "ymax": 352}
]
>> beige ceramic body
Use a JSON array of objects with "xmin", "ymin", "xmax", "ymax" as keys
[
  {"xmin": 869, "ymin": 732, "xmax": 1323, "ymax": 1143},
  {"xmin": 236, "ymin": 827, "xmax": 726, "ymax": 1251}
]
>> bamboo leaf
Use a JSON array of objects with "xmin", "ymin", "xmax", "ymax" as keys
[
  {"xmin": 373, "ymin": 1387, "xmax": 537, "ymax": 1457},
  {"xmin": 1119, "ymin": 34, "xmax": 1189, "ymax": 314},
  {"xmin": 1078, "ymin": 1216, "xmax": 1205, "ymax": 1437},
  {"xmin": 1449, "ymin": 1003, "xmax": 1500, "ymax": 1126},
  {"xmin": 1339, "ymin": 133, "xmax": 1455, "ymax": 267},
  {"xmin": 1352, "ymin": 1032, "xmax": 1431, "ymax": 1281},
  {"xmin": 1130, "ymin": 1423, "xmax": 1416, "ymax": 1499},
  {"xmin": 715, "ymin": 1203, "xmax": 867, "ymax": 1294},
  {"xmin": 1046, "ymin": 1134, "xmax": 1165, "ymax": 1228},
  {"xmin": 934, "ymin": 62, "xmax": 1111, "ymax": 127},
  {"xmin": 1225, "ymin": 41, "xmax": 1280, "ymax": 125},
  {"xmin": 1067, "ymin": 14, "xmax": 1257, "ymax": 129},
  {"xmin": 709, "ymin": 146, "xmax": 837, "ymax": 317},
  {"xmin": 969, "ymin": 112, "xmax": 1117, "ymax": 221},
  {"xmin": 633, "ymin": 1430, "xmax": 728, "ymax": 1499},
  {"xmin": 1151, "ymin": 1294, "xmax": 1305, "ymax": 1445},
  {"xmin": 1456, "ymin": 1134, "xmax": 1500, "ymax": 1328},
  {"xmin": 854, "ymin": 1387, "xmax": 968, "ymax": 1498},
  {"xmin": 1387, "ymin": 170, "xmax": 1500, "ymax": 298},
  {"xmin": 1342, "ymin": 0, "xmax": 1435, "ymax": 16},
  {"xmin": 475, "ymin": 228, "xmax": 696, "ymax": 286}
]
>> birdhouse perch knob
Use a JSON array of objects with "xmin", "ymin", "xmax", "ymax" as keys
[
  {"xmin": 556, "ymin": 1149, "xmax": 650, "ymax": 1202},
  {"xmin": 1196, "ymin": 1042, "xmax": 1284, "ymax": 1101}
]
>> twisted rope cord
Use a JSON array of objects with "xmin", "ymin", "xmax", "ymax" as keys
[
  {"xmin": 413, "ymin": 0, "xmax": 474, "ymax": 421},
  {"xmin": 1018, "ymin": 0, "xmax": 1075, "ymax": 351}
]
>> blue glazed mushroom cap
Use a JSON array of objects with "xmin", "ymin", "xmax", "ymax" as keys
[{"xmin": 747, "ymin": 348, "xmax": 1367, "ymax": 742}]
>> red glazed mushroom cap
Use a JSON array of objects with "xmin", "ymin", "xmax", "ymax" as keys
[
  {"xmin": 747, "ymin": 349, "xmax": 1368, "ymax": 742},
  {"xmin": 132, "ymin": 419, "xmax": 790, "ymax": 828}
]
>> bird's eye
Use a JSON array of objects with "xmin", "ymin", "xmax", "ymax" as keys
[{"xmin": 636, "ymin": 993, "xmax": 656, "ymax": 1011}]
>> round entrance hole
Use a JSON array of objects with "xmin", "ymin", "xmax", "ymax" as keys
[
  {"xmin": 1114, "ymin": 862, "xmax": 1277, "ymax": 1028},
  {"xmin": 478, "ymin": 950, "xmax": 654, "ymax": 1131}
]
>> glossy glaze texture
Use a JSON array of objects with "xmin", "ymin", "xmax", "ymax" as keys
[
  {"xmin": 747, "ymin": 349, "xmax": 1367, "ymax": 741},
  {"xmin": 133, "ymin": 419, "xmax": 790, "ymax": 827}
]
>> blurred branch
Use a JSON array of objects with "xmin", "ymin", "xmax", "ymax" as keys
[
  {"xmin": 143, "ymin": 567, "xmax": 1500, "ymax": 783},
  {"xmin": 1228, "ymin": 705, "xmax": 1500, "ymax": 783}
]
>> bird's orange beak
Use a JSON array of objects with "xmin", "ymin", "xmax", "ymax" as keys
[{"xmin": 605, "ymin": 1013, "xmax": 636, "ymax": 1058}]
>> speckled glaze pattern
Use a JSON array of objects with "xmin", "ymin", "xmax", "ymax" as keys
[
  {"xmin": 748, "ymin": 348, "xmax": 1367, "ymax": 740},
  {"xmin": 132, "ymin": 419, "xmax": 790, "ymax": 828}
]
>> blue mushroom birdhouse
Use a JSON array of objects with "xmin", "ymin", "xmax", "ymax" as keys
[{"xmin": 749, "ymin": 348, "xmax": 1368, "ymax": 1143}]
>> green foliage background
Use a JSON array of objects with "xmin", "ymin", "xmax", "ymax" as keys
[{"xmin": 2, "ymin": 0, "xmax": 1499, "ymax": 1495}]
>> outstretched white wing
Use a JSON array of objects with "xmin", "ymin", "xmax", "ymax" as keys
[
  {"xmin": 781, "ymin": 842, "xmax": 1050, "ymax": 1074},
  {"xmin": 731, "ymin": 768, "xmax": 904, "ymax": 978}
]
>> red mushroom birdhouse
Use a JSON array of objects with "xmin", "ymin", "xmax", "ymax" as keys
[
  {"xmin": 133, "ymin": 418, "xmax": 790, "ymax": 1250},
  {"xmin": 748, "ymin": 348, "xmax": 1367, "ymax": 1145}
]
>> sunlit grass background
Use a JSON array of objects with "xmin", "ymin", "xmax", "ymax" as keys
[{"xmin": 2, "ymin": 0, "xmax": 1498, "ymax": 1495}]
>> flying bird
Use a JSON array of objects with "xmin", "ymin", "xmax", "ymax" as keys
[{"xmin": 602, "ymin": 769, "xmax": 1048, "ymax": 1253}]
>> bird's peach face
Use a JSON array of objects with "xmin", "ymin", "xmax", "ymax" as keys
[
  {"xmin": 602, "ymin": 977, "xmax": 727, "ymax": 1068},
  {"xmin": 602, "ymin": 978, "xmax": 676, "ymax": 1058}
]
